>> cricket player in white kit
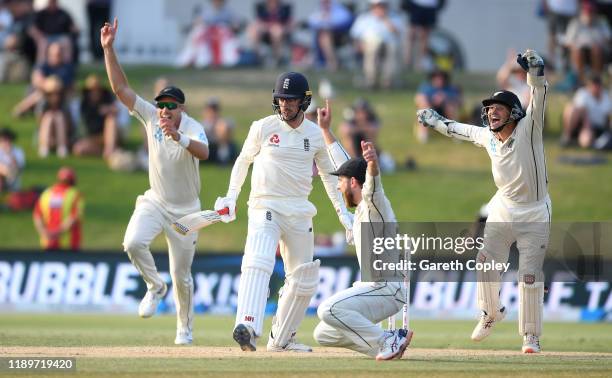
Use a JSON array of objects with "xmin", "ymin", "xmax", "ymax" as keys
[
  {"xmin": 101, "ymin": 19, "xmax": 209, "ymax": 345},
  {"xmin": 214, "ymin": 72, "xmax": 352, "ymax": 352},
  {"xmin": 417, "ymin": 50, "xmax": 551, "ymax": 353},
  {"xmin": 312, "ymin": 100, "xmax": 412, "ymax": 360}
]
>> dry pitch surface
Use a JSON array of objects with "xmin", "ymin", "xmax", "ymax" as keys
[{"xmin": 3, "ymin": 346, "xmax": 612, "ymax": 360}]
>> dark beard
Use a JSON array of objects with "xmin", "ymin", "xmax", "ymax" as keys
[{"xmin": 343, "ymin": 191, "xmax": 358, "ymax": 208}]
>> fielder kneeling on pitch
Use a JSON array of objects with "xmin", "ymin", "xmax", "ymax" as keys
[
  {"xmin": 312, "ymin": 100, "xmax": 413, "ymax": 360},
  {"xmin": 417, "ymin": 49, "xmax": 551, "ymax": 353}
]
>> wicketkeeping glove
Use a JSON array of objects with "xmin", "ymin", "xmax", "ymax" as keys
[
  {"xmin": 517, "ymin": 49, "xmax": 544, "ymax": 76},
  {"xmin": 214, "ymin": 196, "xmax": 237, "ymax": 223},
  {"xmin": 416, "ymin": 109, "xmax": 451, "ymax": 129},
  {"xmin": 338, "ymin": 211, "xmax": 354, "ymax": 245}
]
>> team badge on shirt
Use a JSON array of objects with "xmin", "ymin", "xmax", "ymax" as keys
[
  {"xmin": 154, "ymin": 126, "xmax": 163, "ymax": 142},
  {"xmin": 269, "ymin": 134, "xmax": 280, "ymax": 146}
]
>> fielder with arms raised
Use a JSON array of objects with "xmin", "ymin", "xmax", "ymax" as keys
[
  {"xmin": 101, "ymin": 18, "xmax": 209, "ymax": 345},
  {"xmin": 214, "ymin": 72, "xmax": 352, "ymax": 352},
  {"xmin": 313, "ymin": 101, "xmax": 412, "ymax": 360},
  {"xmin": 417, "ymin": 49, "xmax": 551, "ymax": 353}
]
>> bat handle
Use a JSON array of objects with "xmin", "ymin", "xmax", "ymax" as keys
[{"xmin": 217, "ymin": 207, "xmax": 230, "ymax": 216}]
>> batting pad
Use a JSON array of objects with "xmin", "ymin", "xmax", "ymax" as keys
[
  {"xmin": 235, "ymin": 233, "xmax": 277, "ymax": 336},
  {"xmin": 518, "ymin": 270, "xmax": 544, "ymax": 336},
  {"xmin": 476, "ymin": 250, "xmax": 502, "ymax": 317},
  {"xmin": 271, "ymin": 259, "xmax": 320, "ymax": 347}
]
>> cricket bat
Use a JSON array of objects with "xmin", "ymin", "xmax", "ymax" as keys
[{"xmin": 172, "ymin": 207, "xmax": 230, "ymax": 235}]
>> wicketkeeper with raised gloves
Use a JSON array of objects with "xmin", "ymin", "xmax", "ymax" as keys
[
  {"xmin": 417, "ymin": 49, "xmax": 551, "ymax": 353},
  {"xmin": 313, "ymin": 100, "xmax": 413, "ymax": 360},
  {"xmin": 214, "ymin": 72, "xmax": 353, "ymax": 352},
  {"xmin": 102, "ymin": 18, "xmax": 209, "ymax": 345}
]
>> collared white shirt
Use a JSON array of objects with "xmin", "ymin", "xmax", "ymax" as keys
[
  {"xmin": 228, "ymin": 114, "xmax": 344, "ymax": 217},
  {"xmin": 446, "ymin": 74, "xmax": 549, "ymax": 204},
  {"xmin": 131, "ymin": 95, "xmax": 208, "ymax": 213}
]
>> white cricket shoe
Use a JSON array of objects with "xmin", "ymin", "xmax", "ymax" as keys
[
  {"xmin": 266, "ymin": 331, "xmax": 312, "ymax": 352},
  {"xmin": 522, "ymin": 334, "xmax": 541, "ymax": 353},
  {"xmin": 233, "ymin": 323, "xmax": 257, "ymax": 351},
  {"xmin": 376, "ymin": 329, "xmax": 412, "ymax": 361},
  {"xmin": 175, "ymin": 329, "xmax": 193, "ymax": 345},
  {"xmin": 138, "ymin": 283, "xmax": 167, "ymax": 318},
  {"xmin": 471, "ymin": 307, "xmax": 506, "ymax": 341}
]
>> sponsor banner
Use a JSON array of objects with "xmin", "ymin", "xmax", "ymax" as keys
[{"xmin": 0, "ymin": 252, "xmax": 610, "ymax": 322}]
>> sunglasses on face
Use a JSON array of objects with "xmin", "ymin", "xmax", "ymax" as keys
[{"xmin": 156, "ymin": 102, "xmax": 179, "ymax": 110}]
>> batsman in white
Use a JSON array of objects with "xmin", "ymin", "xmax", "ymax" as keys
[
  {"xmin": 101, "ymin": 18, "xmax": 209, "ymax": 345},
  {"xmin": 312, "ymin": 100, "xmax": 412, "ymax": 360},
  {"xmin": 417, "ymin": 49, "xmax": 551, "ymax": 353},
  {"xmin": 214, "ymin": 72, "xmax": 352, "ymax": 352}
]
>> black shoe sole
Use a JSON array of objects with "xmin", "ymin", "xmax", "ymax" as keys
[{"xmin": 233, "ymin": 324, "xmax": 256, "ymax": 352}]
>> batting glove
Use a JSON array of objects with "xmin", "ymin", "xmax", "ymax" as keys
[
  {"xmin": 338, "ymin": 211, "xmax": 354, "ymax": 245},
  {"xmin": 417, "ymin": 109, "xmax": 451, "ymax": 129},
  {"xmin": 214, "ymin": 196, "xmax": 236, "ymax": 223},
  {"xmin": 517, "ymin": 49, "xmax": 544, "ymax": 76}
]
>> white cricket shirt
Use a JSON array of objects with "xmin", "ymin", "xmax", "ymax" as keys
[
  {"xmin": 228, "ymin": 115, "xmax": 344, "ymax": 217},
  {"xmin": 131, "ymin": 96, "xmax": 208, "ymax": 213},
  {"xmin": 446, "ymin": 74, "xmax": 549, "ymax": 204}
]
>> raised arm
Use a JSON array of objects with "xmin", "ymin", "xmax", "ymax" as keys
[
  {"xmin": 101, "ymin": 18, "xmax": 136, "ymax": 110},
  {"xmin": 416, "ymin": 109, "xmax": 487, "ymax": 147},
  {"xmin": 517, "ymin": 50, "xmax": 547, "ymax": 133},
  {"xmin": 317, "ymin": 99, "xmax": 350, "ymax": 169}
]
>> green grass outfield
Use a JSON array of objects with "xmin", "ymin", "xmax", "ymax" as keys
[
  {"xmin": 1, "ymin": 67, "xmax": 611, "ymax": 251},
  {"xmin": 0, "ymin": 314, "xmax": 611, "ymax": 377}
]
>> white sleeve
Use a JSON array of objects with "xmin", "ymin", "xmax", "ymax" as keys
[
  {"xmin": 315, "ymin": 146, "xmax": 346, "ymax": 215},
  {"xmin": 362, "ymin": 172, "xmax": 395, "ymax": 222},
  {"xmin": 184, "ymin": 117, "xmax": 209, "ymax": 146},
  {"xmin": 524, "ymin": 73, "xmax": 548, "ymax": 133},
  {"xmin": 129, "ymin": 95, "xmax": 157, "ymax": 130},
  {"xmin": 326, "ymin": 141, "xmax": 350, "ymax": 170},
  {"xmin": 445, "ymin": 122, "xmax": 488, "ymax": 147},
  {"xmin": 227, "ymin": 121, "xmax": 261, "ymax": 199},
  {"xmin": 573, "ymin": 89, "xmax": 587, "ymax": 108}
]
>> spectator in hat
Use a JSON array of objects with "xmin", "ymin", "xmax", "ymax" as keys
[
  {"xmin": 0, "ymin": 126, "xmax": 25, "ymax": 193},
  {"xmin": 38, "ymin": 75, "xmax": 70, "ymax": 158},
  {"xmin": 73, "ymin": 74, "xmax": 118, "ymax": 158},
  {"xmin": 350, "ymin": 0, "xmax": 404, "ymax": 89},
  {"xmin": 33, "ymin": 166, "xmax": 84, "ymax": 251}
]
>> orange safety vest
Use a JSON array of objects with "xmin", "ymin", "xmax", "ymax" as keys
[{"xmin": 33, "ymin": 183, "xmax": 84, "ymax": 251}]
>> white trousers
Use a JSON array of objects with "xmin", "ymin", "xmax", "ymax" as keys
[
  {"xmin": 235, "ymin": 207, "xmax": 314, "ymax": 336},
  {"xmin": 479, "ymin": 193, "xmax": 551, "ymax": 335},
  {"xmin": 482, "ymin": 194, "xmax": 551, "ymax": 275},
  {"xmin": 314, "ymin": 281, "xmax": 405, "ymax": 357},
  {"xmin": 123, "ymin": 195, "xmax": 198, "ymax": 332}
]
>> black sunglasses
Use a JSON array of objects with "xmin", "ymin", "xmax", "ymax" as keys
[{"xmin": 156, "ymin": 102, "xmax": 179, "ymax": 110}]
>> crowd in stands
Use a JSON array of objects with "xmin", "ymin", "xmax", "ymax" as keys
[
  {"xmin": 0, "ymin": 0, "xmax": 609, "ymax": 252},
  {"xmin": 541, "ymin": 0, "xmax": 611, "ymax": 149}
]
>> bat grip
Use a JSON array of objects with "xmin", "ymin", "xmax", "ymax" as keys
[{"xmin": 217, "ymin": 207, "xmax": 230, "ymax": 216}]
